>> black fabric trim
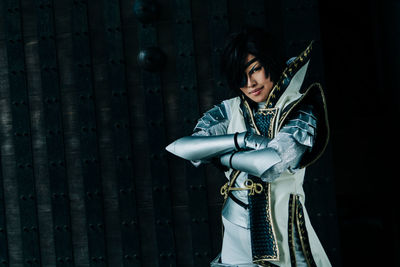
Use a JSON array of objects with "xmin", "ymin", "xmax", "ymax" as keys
[
  {"xmin": 229, "ymin": 151, "xmax": 238, "ymax": 169},
  {"xmin": 295, "ymin": 196, "xmax": 317, "ymax": 267},
  {"xmin": 233, "ymin": 132, "xmax": 241, "ymax": 150},
  {"xmin": 228, "ymin": 191, "xmax": 249, "ymax": 210}
]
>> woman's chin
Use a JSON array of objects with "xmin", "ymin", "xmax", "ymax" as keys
[{"xmin": 248, "ymin": 94, "xmax": 268, "ymax": 103}]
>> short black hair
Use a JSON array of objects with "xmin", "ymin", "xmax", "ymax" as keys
[{"xmin": 220, "ymin": 26, "xmax": 285, "ymax": 95}]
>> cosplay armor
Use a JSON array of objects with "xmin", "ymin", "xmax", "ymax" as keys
[
  {"xmin": 219, "ymin": 148, "xmax": 281, "ymax": 178},
  {"xmin": 166, "ymin": 131, "xmax": 281, "ymax": 178},
  {"xmin": 165, "ymin": 132, "xmax": 248, "ymax": 161},
  {"xmin": 166, "ymin": 42, "xmax": 331, "ymax": 267}
]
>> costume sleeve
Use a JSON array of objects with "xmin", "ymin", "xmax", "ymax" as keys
[
  {"xmin": 261, "ymin": 104, "xmax": 317, "ymax": 182},
  {"xmin": 191, "ymin": 101, "xmax": 230, "ymax": 166}
]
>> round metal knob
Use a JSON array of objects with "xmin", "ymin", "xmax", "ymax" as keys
[
  {"xmin": 133, "ymin": 0, "xmax": 157, "ymax": 24},
  {"xmin": 137, "ymin": 47, "xmax": 165, "ymax": 72}
]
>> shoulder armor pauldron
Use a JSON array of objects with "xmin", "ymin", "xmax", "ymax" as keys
[
  {"xmin": 280, "ymin": 105, "xmax": 317, "ymax": 147},
  {"xmin": 193, "ymin": 103, "xmax": 228, "ymax": 135}
]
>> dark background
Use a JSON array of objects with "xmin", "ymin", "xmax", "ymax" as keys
[
  {"xmin": 0, "ymin": 0, "xmax": 398, "ymax": 266},
  {"xmin": 319, "ymin": 1, "xmax": 399, "ymax": 266}
]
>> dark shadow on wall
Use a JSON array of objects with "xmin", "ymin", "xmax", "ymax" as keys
[{"xmin": 318, "ymin": 0, "xmax": 399, "ymax": 266}]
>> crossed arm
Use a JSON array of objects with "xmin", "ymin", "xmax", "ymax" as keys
[{"xmin": 165, "ymin": 104, "xmax": 317, "ymax": 182}]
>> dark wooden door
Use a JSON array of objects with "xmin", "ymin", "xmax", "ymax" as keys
[{"xmin": 0, "ymin": 0, "xmax": 341, "ymax": 266}]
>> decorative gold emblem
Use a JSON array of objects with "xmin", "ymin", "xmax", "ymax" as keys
[{"xmin": 244, "ymin": 179, "xmax": 263, "ymax": 195}]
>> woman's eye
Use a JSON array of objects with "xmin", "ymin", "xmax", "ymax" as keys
[{"xmin": 249, "ymin": 66, "xmax": 261, "ymax": 75}]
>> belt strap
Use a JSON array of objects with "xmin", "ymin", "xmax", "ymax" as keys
[{"xmin": 228, "ymin": 191, "xmax": 248, "ymax": 210}]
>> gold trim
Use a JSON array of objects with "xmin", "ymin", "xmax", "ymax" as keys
[
  {"xmin": 256, "ymin": 107, "xmax": 278, "ymax": 138},
  {"xmin": 263, "ymin": 41, "xmax": 314, "ymax": 109},
  {"xmin": 295, "ymin": 203, "xmax": 310, "ymax": 267},
  {"xmin": 257, "ymin": 109, "xmax": 276, "ymax": 116},
  {"xmin": 221, "ymin": 170, "xmax": 241, "ymax": 203},
  {"xmin": 268, "ymin": 108, "xmax": 278, "ymax": 138},
  {"xmin": 220, "ymin": 177, "xmax": 264, "ymax": 198},
  {"xmin": 288, "ymin": 194, "xmax": 297, "ymax": 267},
  {"xmin": 244, "ymin": 179, "xmax": 263, "ymax": 195},
  {"xmin": 221, "ymin": 174, "xmax": 280, "ymax": 263},
  {"xmin": 277, "ymin": 82, "xmax": 330, "ymax": 168},
  {"xmin": 242, "ymin": 96, "xmax": 278, "ymax": 139},
  {"xmin": 220, "ymin": 170, "xmax": 241, "ymax": 242},
  {"xmin": 242, "ymin": 96, "xmax": 261, "ymax": 135},
  {"xmin": 295, "ymin": 196, "xmax": 316, "ymax": 267},
  {"xmin": 252, "ymin": 183, "xmax": 280, "ymax": 263},
  {"xmin": 221, "ymin": 173, "xmax": 280, "ymax": 263},
  {"xmin": 277, "ymin": 83, "xmax": 310, "ymax": 131},
  {"xmin": 267, "ymin": 182, "xmax": 279, "ymax": 261}
]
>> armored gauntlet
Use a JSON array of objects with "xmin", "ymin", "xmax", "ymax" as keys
[
  {"xmin": 219, "ymin": 148, "xmax": 281, "ymax": 177},
  {"xmin": 165, "ymin": 132, "xmax": 247, "ymax": 161}
]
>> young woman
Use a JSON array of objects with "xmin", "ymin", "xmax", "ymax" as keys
[{"xmin": 166, "ymin": 26, "xmax": 332, "ymax": 267}]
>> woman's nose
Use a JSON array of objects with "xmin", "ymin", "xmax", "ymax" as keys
[{"xmin": 246, "ymin": 76, "xmax": 256, "ymax": 88}]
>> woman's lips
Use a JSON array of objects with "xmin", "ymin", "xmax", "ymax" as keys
[{"xmin": 250, "ymin": 86, "xmax": 263, "ymax": 96}]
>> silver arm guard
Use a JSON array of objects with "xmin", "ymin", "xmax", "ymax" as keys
[
  {"xmin": 166, "ymin": 100, "xmax": 272, "ymax": 162},
  {"xmin": 219, "ymin": 105, "xmax": 317, "ymax": 181},
  {"xmin": 165, "ymin": 132, "xmax": 247, "ymax": 161},
  {"xmin": 220, "ymin": 148, "xmax": 281, "ymax": 178},
  {"xmin": 166, "ymin": 131, "xmax": 273, "ymax": 162}
]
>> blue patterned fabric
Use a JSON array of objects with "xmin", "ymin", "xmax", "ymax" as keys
[{"xmin": 254, "ymin": 111, "xmax": 274, "ymax": 138}]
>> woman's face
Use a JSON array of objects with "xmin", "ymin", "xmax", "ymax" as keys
[{"xmin": 239, "ymin": 54, "xmax": 274, "ymax": 103}]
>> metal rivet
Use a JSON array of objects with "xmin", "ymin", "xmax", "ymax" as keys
[{"xmin": 137, "ymin": 47, "xmax": 165, "ymax": 72}]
